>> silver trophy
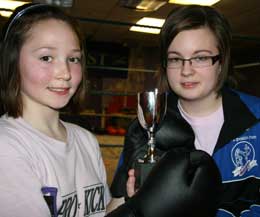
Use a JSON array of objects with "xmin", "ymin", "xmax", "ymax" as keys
[{"xmin": 135, "ymin": 88, "xmax": 167, "ymax": 188}]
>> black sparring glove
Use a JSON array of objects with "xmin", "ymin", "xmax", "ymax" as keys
[
  {"xmin": 107, "ymin": 149, "xmax": 222, "ymax": 217},
  {"xmin": 110, "ymin": 91, "xmax": 195, "ymax": 197}
]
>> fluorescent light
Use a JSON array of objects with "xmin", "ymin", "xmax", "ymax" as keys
[
  {"xmin": 137, "ymin": 17, "xmax": 165, "ymax": 27},
  {"xmin": 130, "ymin": 17, "xmax": 165, "ymax": 34},
  {"xmin": 130, "ymin": 26, "xmax": 161, "ymax": 34},
  {"xmin": 0, "ymin": 10, "xmax": 12, "ymax": 17},
  {"xmin": 0, "ymin": 0, "xmax": 28, "ymax": 10},
  {"xmin": 168, "ymin": 0, "xmax": 220, "ymax": 6},
  {"xmin": 0, "ymin": 0, "xmax": 28, "ymax": 17}
]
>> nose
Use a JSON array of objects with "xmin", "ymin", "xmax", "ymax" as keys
[
  {"xmin": 180, "ymin": 60, "xmax": 195, "ymax": 77},
  {"xmin": 55, "ymin": 61, "xmax": 71, "ymax": 81}
]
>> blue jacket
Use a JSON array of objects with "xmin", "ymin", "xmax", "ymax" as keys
[{"xmin": 214, "ymin": 89, "xmax": 260, "ymax": 217}]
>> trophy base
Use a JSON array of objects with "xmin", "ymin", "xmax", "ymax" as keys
[{"xmin": 134, "ymin": 160, "xmax": 156, "ymax": 190}]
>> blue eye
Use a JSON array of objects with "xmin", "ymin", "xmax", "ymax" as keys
[
  {"xmin": 40, "ymin": 56, "xmax": 52, "ymax": 62},
  {"xmin": 68, "ymin": 57, "xmax": 81, "ymax": 64}
]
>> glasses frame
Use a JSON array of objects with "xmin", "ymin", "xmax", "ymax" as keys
[{"xmin": 167, "ymin": 54, "xmax": 221, "ymax": 69}]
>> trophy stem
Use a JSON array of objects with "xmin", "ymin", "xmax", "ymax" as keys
[{"xmin": 144, "ymin": 131, "xmax": 157, "ymax": 163}]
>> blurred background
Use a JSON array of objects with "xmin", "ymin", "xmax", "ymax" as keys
[{"xmin": 1, "ymin": 0, "xmax": 260, "ymax": 184}]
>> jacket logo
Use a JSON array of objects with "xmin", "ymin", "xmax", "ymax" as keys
[{"xmin": 231, "ymin": 141, "xmax": 257, "ymax": 177}]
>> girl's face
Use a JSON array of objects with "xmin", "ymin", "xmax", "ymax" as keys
[
  {"xmin": 166, "ymin": 27, "xmax": 221, "ymax": 104},
  {"xmin": 19, "ymin": 19, "xmax": 82, "ymax": 112}
]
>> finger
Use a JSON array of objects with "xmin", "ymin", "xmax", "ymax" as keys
[
  {"xmin": 128, "ymin": 169, "xmax": 135, "ymax": 177},
  {"xmin": 126, "ymin": 170, "xmax": 136, "ymax": 197}
]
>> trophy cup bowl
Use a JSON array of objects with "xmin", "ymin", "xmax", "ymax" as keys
[{"xmin": 135, "ymin": 88, "xmax": 167, "ymax": 189}]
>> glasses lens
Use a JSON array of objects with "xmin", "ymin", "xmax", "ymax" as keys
[
  {"xmin": 191, "ymin": 56, "xmax": 212, "ymax": 68},
  {"xmin": 167, "ymin": 58, "xmax": 182, "ymax": 69},
  {"xmin": 167, "ymin": 55, "xmax": 219, "ymax": 69}
]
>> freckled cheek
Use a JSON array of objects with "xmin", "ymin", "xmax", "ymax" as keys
[{"xmin": 21, "ymin": 68, "xmax": 53, "ymax": 89}]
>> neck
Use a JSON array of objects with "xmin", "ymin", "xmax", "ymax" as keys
[
  {"xmin": 22, "ymin": 106, "xmax": 67, "ymax": 142},
  {"xmin": 179, "ymin": 94, "xmax": 222, "ymax": 117}
]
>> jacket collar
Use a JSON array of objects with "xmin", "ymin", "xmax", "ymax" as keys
[
  {"xmin": 214, "ymin": 88, "xmax": 259, "ymax": 152},
  {"xmin": 167, "ymin": 88, "xmax": 260, "ymax": 152}
]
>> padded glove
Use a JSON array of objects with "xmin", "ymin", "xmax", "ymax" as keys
[{"xmin": 107, "ymin": 149, "xmax": 222, "ymax": 217}]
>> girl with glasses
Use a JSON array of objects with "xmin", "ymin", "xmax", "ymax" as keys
[{"xmin": 111, "ymin": 5, "xmax": 260, "ymax": 217}]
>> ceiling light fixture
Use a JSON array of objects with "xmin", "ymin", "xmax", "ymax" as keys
[
  {"xmin": 119, "ymin": 0, "xmax": 167, "ymax": 12},
  {"xmin": 168, "ymin": 0, "xmax": 220, "ymax": 6},
  {"xmin": 0, "ymin": 0, "xmax": 28, "ymax": 17},
  {"xmin": 130, "ymin": 17, "xmax": 165, "ymax": 34},
  {"xmin": 0, "ymin": 10, "xmax": 12, "ymax": 17}
]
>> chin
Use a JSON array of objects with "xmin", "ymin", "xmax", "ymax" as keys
[
  {"xmin": 179, "ymin": 93, "xmax": 201, "ymax": 101},
  {"xmin": 181, "ymin": 88, "xmax": 202, "ymax": 97},
  {"xmin": 50, "ymin": 101, "xmax": 70, "ymax": 110}
]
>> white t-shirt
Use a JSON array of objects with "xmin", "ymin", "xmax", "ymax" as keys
[
  {"xmin": 0, "ymin": 115, "xmax": 111, "ymax": 217},
  {"xmin": 178, "ymin": 101, "xmax": 224, "ymax": 155}
]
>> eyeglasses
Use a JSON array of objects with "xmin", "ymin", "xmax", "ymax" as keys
[{"xmin": 167, "ymin": 54, "xmax": 220, "ymax": 69}]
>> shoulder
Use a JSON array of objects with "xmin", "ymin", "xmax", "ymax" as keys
[
  {"xmin": 0, "ymin": 115, "xmax": 22, "ymax": 138},
  {"xmin": 62, "ymin": 121, "xmax": 98, "ymax": 144},
  {"xmin": 233, "ymin": 90, "xmax": 260, "ymax": 117},
  {"xmin": 0, "ymin": 116, "xmax": 31, "ymax": 156},
  {"xmin": 233, "ymin": 89, "xmax": 260, "ymax": 102}
]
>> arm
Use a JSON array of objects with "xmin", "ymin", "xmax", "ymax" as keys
[{"xmin": 0, "ymin": 155, "xmax": 51, "ymax": 217}]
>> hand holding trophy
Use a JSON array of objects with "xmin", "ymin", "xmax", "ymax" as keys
[{"xmin": 135, "ymin": 88, "xmax": 167, "ymax": 189}]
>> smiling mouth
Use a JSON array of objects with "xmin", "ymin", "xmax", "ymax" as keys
[
  {"xmin": 48, "ymin": 87, "xmax": 70, "ymax": 95},
  {"xmin": 181, "ymin": 82, "xmax": 198, "ymax": 88}
]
